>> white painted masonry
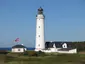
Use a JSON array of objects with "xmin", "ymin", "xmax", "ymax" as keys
[{"xmin": 35, "ymin": 7, "xmax": 45, "ymax": 51}]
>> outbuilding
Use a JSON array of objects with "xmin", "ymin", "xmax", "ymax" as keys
[
  {"xmin": 43, "ymin": 41, "xmax": 77, "ymax": 53},
  {"xmin": 12, "ymin": 44, "xmax": 27, "ymax": 53}
]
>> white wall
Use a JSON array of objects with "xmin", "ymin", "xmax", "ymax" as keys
[
  {"xmin": 41, "ymin": 48, "xmax": 77, "ymax": 54},
  {"xmin": 62, "ymin": 43, "xmax": 67, "ymax": 48},
  {"xmin": 57, "ymin": 49, "xmax": 77, "ymax": 54},
  {"xmin": 42, "ymin": 48, "xmax": 61, "ymax": 53},
  {"xmin": 35, "ymin": 14, "xmax": 45, "ymax": 50},
  {"xmin": 12, "ymin": 48, "xmax": 26, "ymax": 52}
]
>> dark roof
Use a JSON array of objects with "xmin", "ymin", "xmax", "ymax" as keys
[
  {"xmin": 12, "ymin": 44, "xmax": 26, "ymax": 48},
  {"xmin": 45, "ymin": 41, "xmax": 74, "ymax": 48},
  {"xmin": 45, "ymin": 42, "xmax": 53, "ymax": 48},
  {"xmin": 38, "ymin": 7, "xmax": 43, "ymax": 11}
]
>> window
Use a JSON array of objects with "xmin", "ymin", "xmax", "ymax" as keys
[
  {"xmin": 18, "ymin": 49, "xmax": 20, "ymax": 51},
  {"xmin": 39, "ymin": 26, "xmax": 40, "ymax": 28},
  {"xmin": 39, "ymin": 35, "xmax": 40, "ymax": 37},
  {"xmin": 38, "ymin": 44, "xmax": 40, "ymax": 46}
]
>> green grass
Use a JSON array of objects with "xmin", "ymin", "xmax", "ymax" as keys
[{"xmin": 1, "ymin": 52, "xmax": 85, "ymax": 64}]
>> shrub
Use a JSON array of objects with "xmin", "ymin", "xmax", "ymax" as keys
[
  {"xmin": 28, "ymin": 51, "xmax": 37, "ymax": 56},
  {"xmin": 24, "ymin": 51, "xmax": 29, "ymax": 56},
  {"xmin": 36, "ymin": 51, "xmax": 45, "ymax": 56},
  {"xmin": 0, "ymin": 50, "xmax": 8, "ymax": 54}
]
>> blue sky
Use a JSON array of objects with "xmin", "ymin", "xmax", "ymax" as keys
[{"xmin": 0, "ymin": 0, "xmax": 85, "ymax": 47}]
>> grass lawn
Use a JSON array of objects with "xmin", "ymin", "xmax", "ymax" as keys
[{"xmin": 2, "ymin": 53, "xmax": 85, "ymax": 64}]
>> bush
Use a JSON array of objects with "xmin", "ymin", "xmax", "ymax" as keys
[
  {"xmin": 24, "ymin": 51, "xmax": 46, "ymax": 57},
  {"xmin": 0, "ymin": 50, "xmax": 8, "ymax": 54},
  {"xmin": 24, "ymin": 51, "xmax": 29, "ymax": 56},
  {"xmin": 36, "ymin": 51, "xmax": 45, "ymax": 56},
  {"xmin": 28, "ymin": 51, "xmax": 37, "ymax": 56}
]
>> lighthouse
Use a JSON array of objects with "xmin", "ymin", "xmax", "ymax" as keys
[{"xmin": 35, "ymin": 7, "xmax": 45, "ymax": 51}]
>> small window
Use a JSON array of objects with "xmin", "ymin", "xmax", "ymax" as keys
[
  {"xmin": 39, "ymin": 35, "xmax": 40, "ymax": 37},
  {"xmin": 39, "ymin": 26, "xmax": 40, "ymax": 28},
  {"xmin": 18, "ymin": 49, "xmax": 20, "ymax": 51},
  {"xmin": 38, "ymin": 44, "xmax": 40, "ymax": 46}
]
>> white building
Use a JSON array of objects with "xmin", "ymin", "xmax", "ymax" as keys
[
  {"xmin": 34, "ymin": 7, "xmax": 77, "ymax": 54},
  {"xmin": 35, "ymin": 7, "xmax": 45, "ymax": 51},
  {"xmin": 12, "ymin": 44, "xmax": 27, "ymax": 53},
  {"xmin": 44, "ymin": 42, "xmax": 77, "ymax": 54}
]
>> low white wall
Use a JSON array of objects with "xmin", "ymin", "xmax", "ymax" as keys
[
  {"xmin": 42, "ymin": 48, "xmax": 61, "ymax": 53},
  {"xmin": 12, "ymin": 48, "xmax": 26, "ymax": 52},
  {"xmin": 41, "ymin": 48, "xmax": 77, "ymax": 54},
  {"xmin": 57, "ymin": 49, "xmax": 77, "ymax": 54},
  {"xmin": 69, "ymin": 49, "xmax": 77, "ymax": 53}
]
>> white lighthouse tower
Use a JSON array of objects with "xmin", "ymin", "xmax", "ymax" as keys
[{"xmin": 35, "ymin": 7, "xmax": 45, "ymax": 51}]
